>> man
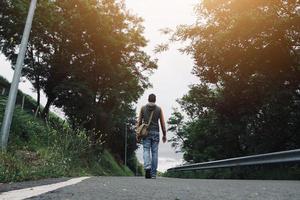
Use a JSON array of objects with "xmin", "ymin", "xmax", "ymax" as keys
[{"xmin": 137, "ymin": 94, "xmax": 167, "ymax": 179}]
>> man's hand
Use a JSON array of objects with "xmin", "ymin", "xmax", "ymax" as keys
[{"xmin": 162, "ymin": 135, "xmax": 167, "ymax": 143}]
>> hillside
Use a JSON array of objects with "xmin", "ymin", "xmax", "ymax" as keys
[{"xmin": 0, "ymin": 76, "xmax": 142, "ymax": 183}]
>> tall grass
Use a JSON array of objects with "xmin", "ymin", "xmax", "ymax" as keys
[{"xmin": 0, "ymin": 96, "xmax": 134, "ymax": 183}]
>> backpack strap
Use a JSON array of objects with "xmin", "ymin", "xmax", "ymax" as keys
[{"xmin": 147, "ymin": 111, "xmax": 154, "ymax": 126}]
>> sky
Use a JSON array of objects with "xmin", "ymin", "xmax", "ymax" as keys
[
  {"xmin": 0, "ymin": 0, "xmax": 200, "ymax": 172},
  {"xmin": 125, "ymin": 0, "xmax": 199, "ymax": 171}
]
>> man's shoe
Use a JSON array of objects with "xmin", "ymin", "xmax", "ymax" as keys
[
  {"xmin": 145, "ymin": 169, "xmax": 151, "ymax": 179},
  {"xmin": 151, "ymin": 176, "xmax": 156, "ymax": 179}
]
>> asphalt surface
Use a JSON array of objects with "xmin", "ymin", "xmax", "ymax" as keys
[{"xmin": 1, "ymin": 176, "xmax": 300, "ymax": 200}]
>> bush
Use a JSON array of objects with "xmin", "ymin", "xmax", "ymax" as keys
[{"xmin": 0, "ymin": 96, "xmax": 136, "ymax": 183}]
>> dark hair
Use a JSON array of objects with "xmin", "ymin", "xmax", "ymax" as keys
[{"xmin": 148, "ymin": 94, "xmax": 156, "ymax": 103}]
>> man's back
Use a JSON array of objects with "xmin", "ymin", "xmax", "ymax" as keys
[{"xmin": 141, "ymin": 103, "xmax": 161, "ymax": 132}]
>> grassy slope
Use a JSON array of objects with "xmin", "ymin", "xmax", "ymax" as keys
[{"xmin": 0, "ymin": 79, "xmax": 133, "ymax": 183}]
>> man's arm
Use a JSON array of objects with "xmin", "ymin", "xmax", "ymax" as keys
[{"xmin": 160, "ymin": 109, "xmax": 167, "ymax": 143}]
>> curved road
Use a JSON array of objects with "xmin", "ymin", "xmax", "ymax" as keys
[{"xmin": 1, "ymin": 177, "xmax": 300, "ymax": 200}]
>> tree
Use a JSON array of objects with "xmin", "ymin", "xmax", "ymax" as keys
[
  {"xmin": 168, "ymin": 0, "xmax": 300, "ymax": 163},
  {"xmin": 0, "ymin": 0, "xmax": 59, "ymax": 112},
  {"xmin": 0, "ymin": 0, "xmax": 157, "ymax": 163}
]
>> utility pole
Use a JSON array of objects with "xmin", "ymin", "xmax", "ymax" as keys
[
  {"xmin": 0, "ymin": 0, "xmax": 37, "ymax": 151},
  {"xmin": 136, "ymin": 158, "xmax": 138, "ymax": 176},
  {"xmin": 124, "ymin": 123, "xmax": 127, "ymax": 167},
  {"xmin": 21, "ymin": 95, "xmax": 25, "ymax": 110}
]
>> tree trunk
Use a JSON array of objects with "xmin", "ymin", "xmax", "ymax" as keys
[
  {"xmin": 41, "ymin": 97, "xmax": 54, "ymax": 120},
  {"xmin": 36, "ymin": 83, "xmax": 40, "ymax": 107},
  {"xmin": 36, "ymin": 88, "xmax": 41, "ymax": 115}
]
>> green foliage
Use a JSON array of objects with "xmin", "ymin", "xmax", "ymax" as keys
[
  {"xmin": 0, "ymin": 0, "xmax": 154, "ymax": 177},
  {"xmin": 167, "ymin": 0, "xmax": 300, "ymax": 179},
  {"xmin": 126, "ymin": 153, "xmax": 144, "ymax": 176},
  {"xmin": 0, "ymin": 0, "xmax": 156, "ymax": 165},
  {"xmin": 0, "ymin": 76, "xmax": 37, "ymax": 113},
  {"xmin": 0, "ymin": 96, "xmax": 137, "ymax": 182},
  {"xmin": 97, "ymin": 150, "xmax": 133, "ymax": 176}
]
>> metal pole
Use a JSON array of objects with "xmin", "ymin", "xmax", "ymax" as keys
[
  {"xmin": 125, "ymin": 123, "xmax": 127, "ymax": 167},
  {"xmin": 21, "ymin": 95, "xmax": 25, "ymax": 110},
  {"xmin": 0, "ymin": 0, "xmax": 37, "ymax": 151},
  {"xmin": 34, "ymin": 105, "xmax": 39, "ymax": 118},
  {"xmin": 136, "ymin": 158, "xmax": 138, "ymax": 176}
]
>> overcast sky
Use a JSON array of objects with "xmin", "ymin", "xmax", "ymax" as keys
[
  {"xmin": 126, "ymin": 0, "xmax": 199, "ymax": 171},
  {"xmin": 0, "ymin": 0, "xmax": 200, "ymax": 172}
]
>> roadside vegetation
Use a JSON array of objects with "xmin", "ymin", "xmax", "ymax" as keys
[
  {"xmin": 162, "ymin": 0, "xmax": 300, "ymax": 179},
  {"xmin": 0, "ymin": 92, "xmax": 142, "ymax": 183},
  {"xmin": 0, "ymin": 0, "xmax": 150, "ymax": 182}
]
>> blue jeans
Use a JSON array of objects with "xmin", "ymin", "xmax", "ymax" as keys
[{"xmin": 143, "ymin": 131, "xmax": 159, "ymax": 177}]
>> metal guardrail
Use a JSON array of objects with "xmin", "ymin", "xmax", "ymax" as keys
[{"xmin": 168, "ymin": 149, "xmax": 300, "ymax": 172}]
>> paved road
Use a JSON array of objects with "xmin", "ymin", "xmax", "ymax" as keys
[{"xmin": 1, "ymin": 177, "xmax": 300, "ymax": 200}]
